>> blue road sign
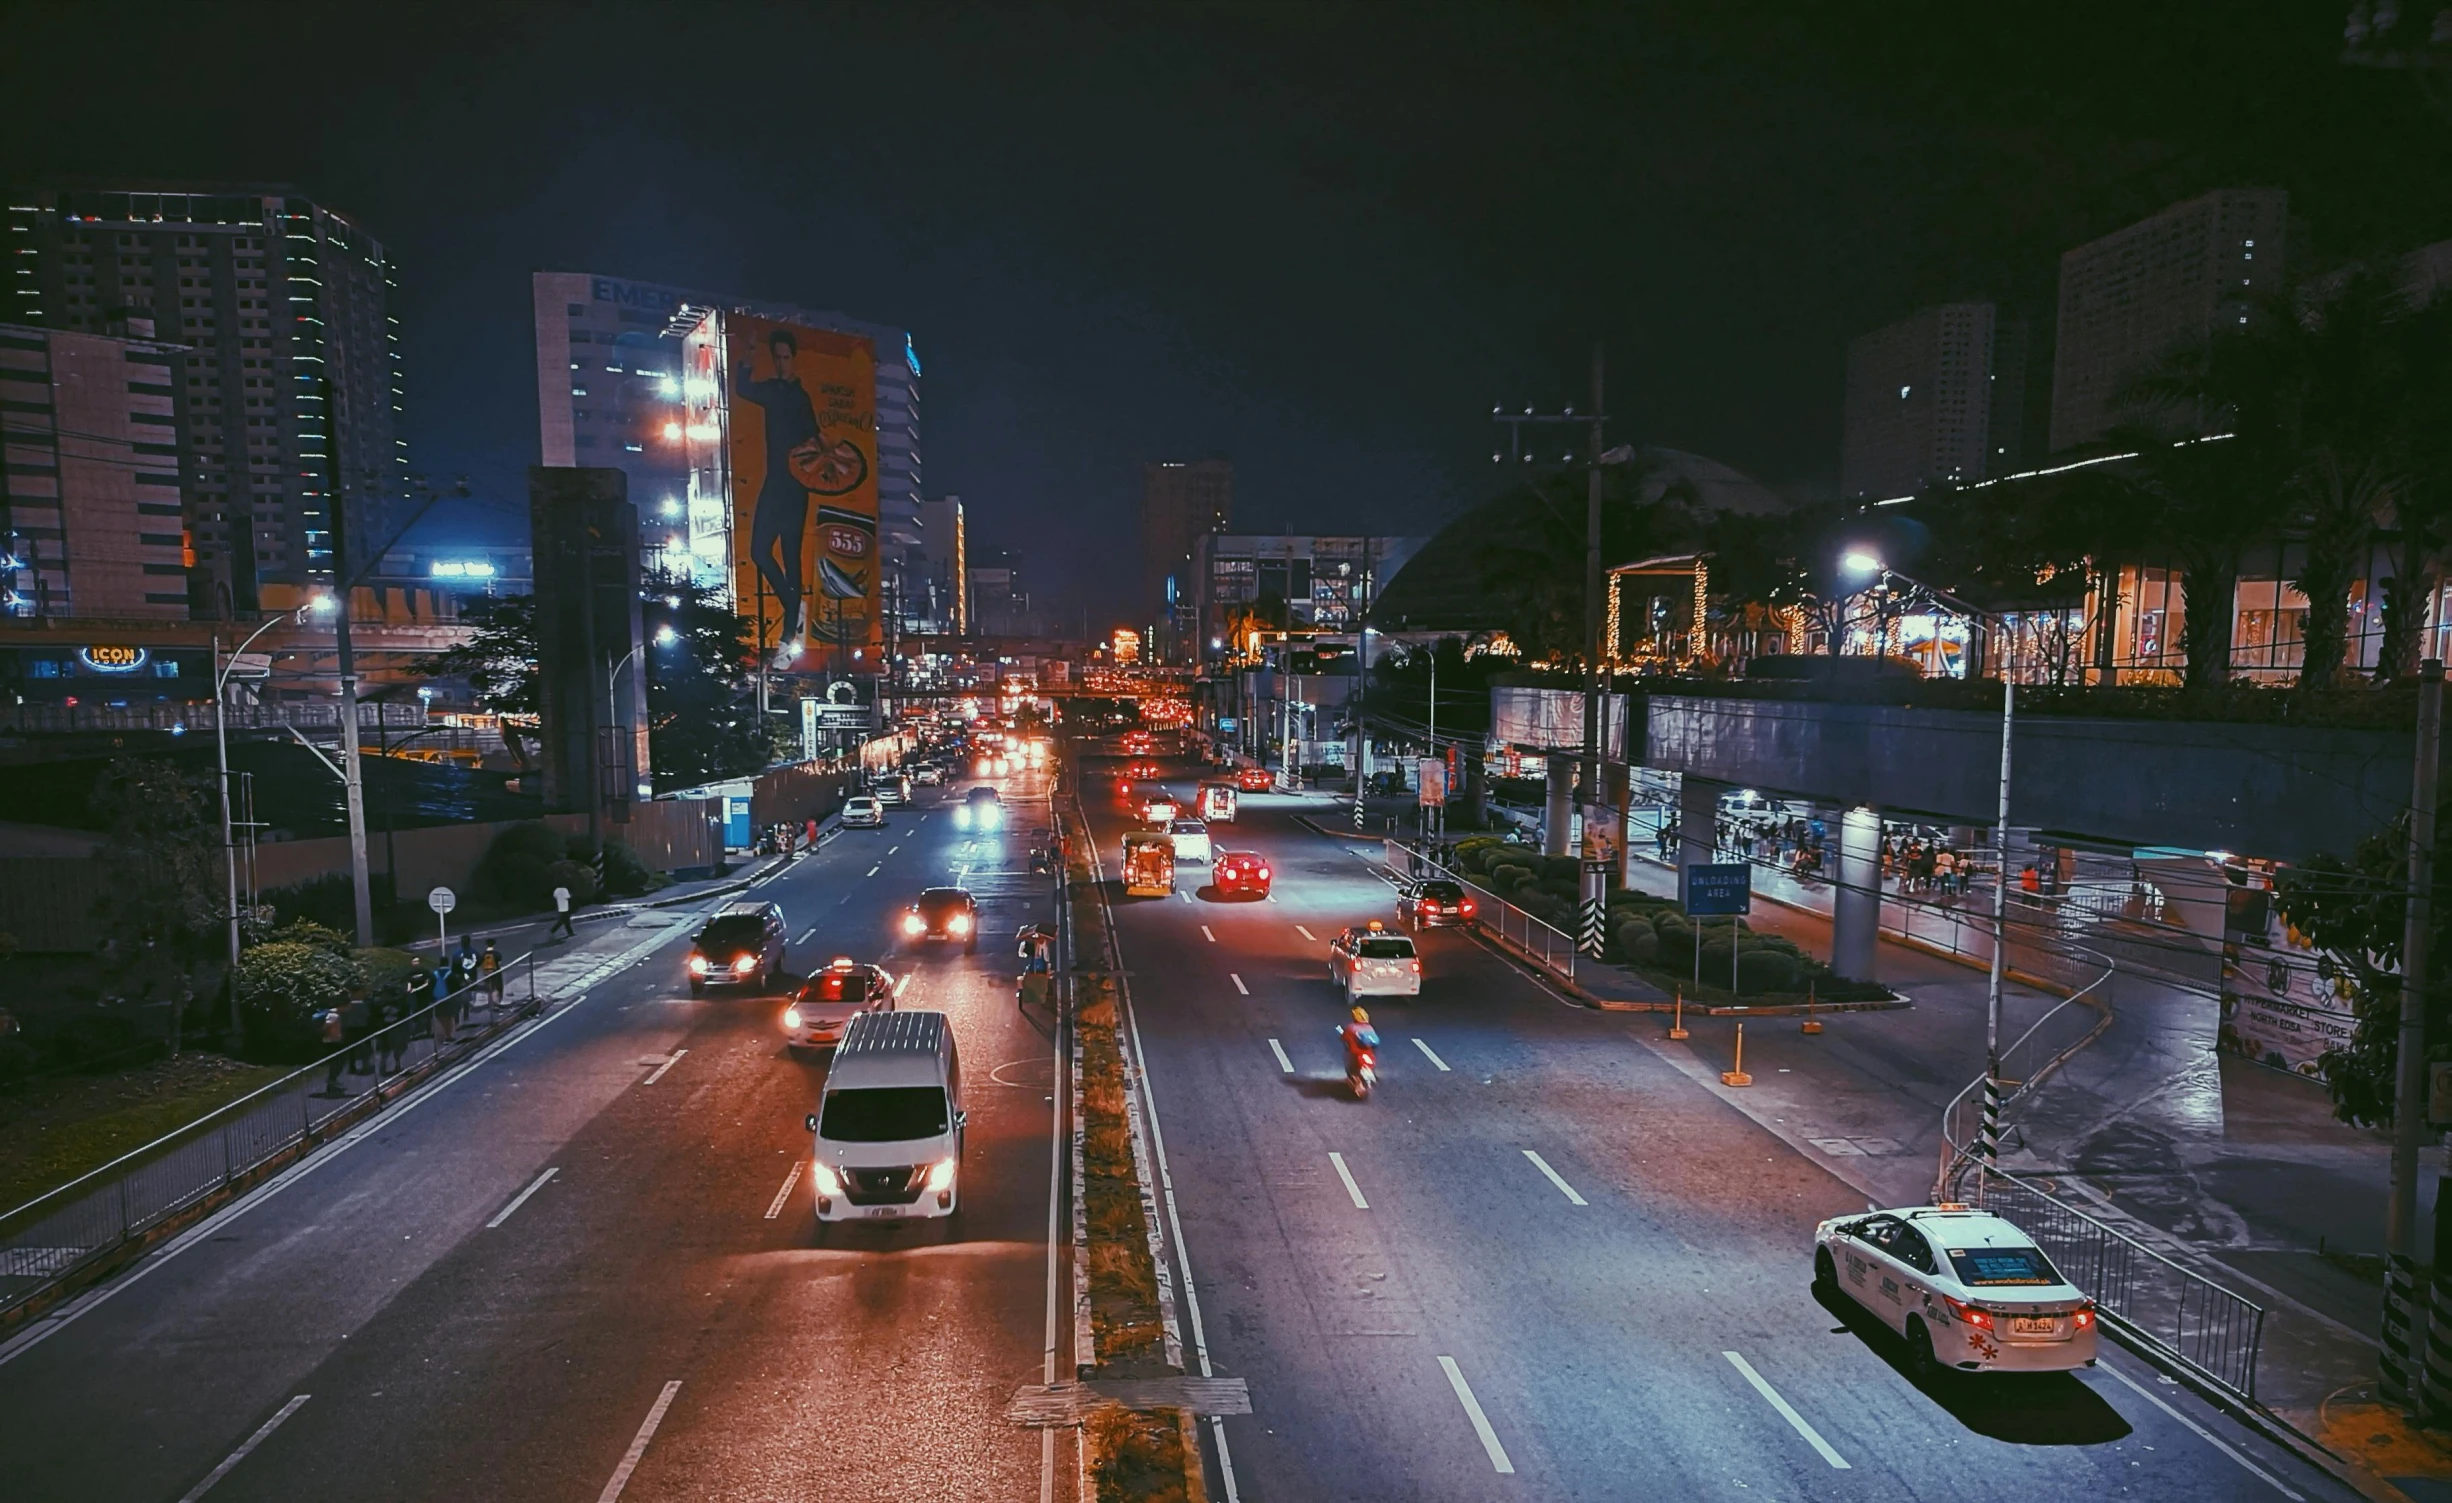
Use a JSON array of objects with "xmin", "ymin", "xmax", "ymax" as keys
[{"xmin": 1682, "ymin": 862, "xmax": 1752, "ymax": 916}]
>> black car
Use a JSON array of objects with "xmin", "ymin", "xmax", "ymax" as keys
[
  {"xmin": 956, "ymin": 784, "xmax": 1004, "ymax": 831},
  {"xmin": 688, "ymin": 901, "xmax": 788, "ymax": 994},
  {"xmin": 901, "ymin": 886, "xmax": 979, "ymax": 952},
  {"xmin": 1397, "ymin": 878, "xmax": 1478, "ymax": 929}
]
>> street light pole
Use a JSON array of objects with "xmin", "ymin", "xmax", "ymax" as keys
[
  {"xmin": 315, "ymin": 379, "xmax": 374, "ymax": 947},
  {"xmin": 216, "ymin": 602, "xmax": 324, "ymax": 1034},
  {"xmin": 2385, "ymin": 657, "xmax": 2444, "ymax": 1407}
]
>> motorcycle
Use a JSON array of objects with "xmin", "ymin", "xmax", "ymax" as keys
[{"xmin": 1339, "ymin": 1028, "xmax": 1377, "ymax": 1100}]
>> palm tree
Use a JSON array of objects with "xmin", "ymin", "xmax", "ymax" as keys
[{"xmin": 2374, "ymin": 289, "xmax": 2452, "ymax": 679}]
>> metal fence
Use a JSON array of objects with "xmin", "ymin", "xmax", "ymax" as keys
[
  {"xmin": 1970, "ymin": 1166, "xmax": 2267, "ymax": 1401},
  {"xmin": 0, "ymin": 955, "xmax": 542, "ymax": 1318},
  {"xmin": 1936, "ymin": 941, "xmax": 2119, "ymax": 1200},
  {"xmin": 1383, "ymin": 840, "xmax": 1577, "ymax": 987}
]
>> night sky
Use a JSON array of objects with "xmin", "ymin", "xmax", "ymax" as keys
[{"xmin": 14, "ymin": 2, "xmax": 2450, "ymax": 622}]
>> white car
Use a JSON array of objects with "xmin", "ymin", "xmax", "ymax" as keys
[
  {"xmin": 842, "ymin": 796, "xmax": 886, "ymax": 829},
  {"xmin": 1167, "ymin": 817, "xmax": 1211, "ymax": 864},
  {"xmin": 1328, "ymin": 921, "xmax": 1421, "ymax": 1001},
  {"xmin": 782, "ymin": 957, "xmax": 897, "ymax": 1052},
  {"xmin": 1814, "ymin": 1205, "xmax": 2098, "ymax": 1376}
]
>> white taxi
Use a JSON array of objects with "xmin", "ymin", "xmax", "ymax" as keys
[
  {"xmin": 1328, "ymin": 920, "xmax": 1421, "ymax": 1002},
  {"xmin": 1814, "ymin": 1204, "xmax": 2098, "ymax": 1376},
  {"xmin": 1167, "ymin": 817, "xmax": 1212, "ymax": 864},
  {"xmin": 783, "ymin": 957, "xmax": 898, "ymax": 1054}
]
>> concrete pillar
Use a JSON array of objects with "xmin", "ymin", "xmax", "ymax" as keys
[
  {"xmin": 1832, "ymin": 804, "xmax": 1882, "ymax": 981},
  {"xmin": 1677, "ymin": 773, "xmax": 1725, "ymax": 873},
  {"xmin": 1544, "ymin": 755, "xmax": 1575, "ymax": 857},
  {"xmin": 1608, "ymin": 761, "xmax": 1637, "ymax": 888}
]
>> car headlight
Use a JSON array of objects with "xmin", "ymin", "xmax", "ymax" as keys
[
  {"xmin": 689, "ymin": 955, "xmax": 709, "ymax": 974},
  {"xmin": 733, "ymin": 955, "xmax": 758, "ymax": 973},
  {"xmin": 924, "ymin": 1157, "xmax": 958, "ymax": 1192},
  {"xmin": 810, "ymin": 1160, "xmax": 844, "ymax": 1198},
  {"xmin": 783, "ymin": 1006, "xmax": 804, "ymax": 1029},
  {"xmin": 954, "ymin": 806, "xmax": 972, "ymax": 828},
  {"xmin": 949, "ymin": 913, "xmax": 973, "ymax": 935},
  {"xmin": 903, "ymin": 912, "xmax": 927, "ymax": 935},
  {"xmin": 982, "ymin": 807, "xmax": 1001, "ymax": 827}
]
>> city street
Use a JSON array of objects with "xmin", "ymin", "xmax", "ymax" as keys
[
  {"xmin": 1083, "ymin": 752, "xmax": 2353, "ymax": 1502},
  {"xmin": 0, "ymin": 774, "xmax": 1069, "ymax": 1503}
]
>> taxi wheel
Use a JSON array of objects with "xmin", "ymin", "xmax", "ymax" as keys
[
  {"xmin": 1905, "ymin": 1317, "xmax": 1940, "ymax": 1380},
  {"xmin": 1813, "ymin": 1248, "xmax": 1837, "ymax": 1295}
]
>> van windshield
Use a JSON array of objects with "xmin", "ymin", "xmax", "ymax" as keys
[{"xmin": 819, "ymin": 1086, "xmax": 950, "ymax": 1142}]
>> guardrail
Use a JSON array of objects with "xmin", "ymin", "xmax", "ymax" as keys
[
  {"xmin": 1935, "ymin": 941, "xmax": 2119, "ymax": 1202},
  {"xmin": 1969, "ymin": 1165, "xmax": 2266, "ymax": 1400},
  {"xmin": 1383, "ymin": 840, "xmax": 1577, "ymax": 987},
  {"xmin": 0, "ymin": 953, "xmax": 542, "ymax": 1321}
]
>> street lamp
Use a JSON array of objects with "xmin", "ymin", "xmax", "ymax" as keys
[
  {"xmin": 215, "ymin": 596, "xmax": 332, "ymax": 1034},
  {"xmin": 1849, "ymin": 549, "xmax": 2018, "ymax": 1177}
]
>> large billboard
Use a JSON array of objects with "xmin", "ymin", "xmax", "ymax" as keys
[{"xmin": 725, "ymin": 314, "xmax": 880, "ymax": 663}]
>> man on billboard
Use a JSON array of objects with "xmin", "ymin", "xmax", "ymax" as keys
[
  {"xmin": 733, "ymin": 323, "xmax": 876, "ymax": 666},
  {"xmin": 734, "ymin": 326, "xmax": 824, "ymax": 658}
]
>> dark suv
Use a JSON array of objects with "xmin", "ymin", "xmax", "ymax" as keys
[
  {"xmin": 900, "ymin": 886, "xmax": 979, "ymax": 952},
  {"xmin": 688, "ymin": 901, "xmax": 788, "ymax": 994},
  {"xmin": 1398, "ymin": 878, "xmax": 1477, "ymax": 929}
]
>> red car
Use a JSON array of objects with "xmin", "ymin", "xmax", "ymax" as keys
[
  {"xmin": 1234, "ymin": 766, "xmax": 1274, "ymax": 792},
  {"xmin": 1213, "ymin": 850, "xmax": 1272, "ymax": 898}
]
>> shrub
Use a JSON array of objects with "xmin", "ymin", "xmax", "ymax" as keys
[
  {"xmin": 236, "ymin": 940, "xmax": 364, "ymax": 1057},
  {"xmin": 1699, "ymin": 938, "xmax": 1736, "ymax": 976},
  {"xmin": 269, "ymin": 919, "xmax": 353, "ymax": 958},
  {"xmin": 1542, "ymin": 855, "xmax": 1582, "ymax": 884},
  {"xmin": 1737, "ymin": 949, "xmax": 1801, "ymax": 993},
  {"xmin": 598, "ymin": 841, "xmax": 665, "ymax": 897},
  {"xmin": 264, "ymin": 872, "xmax": 394, "ymax": 934},
  {"xmin": 476, "ymin": 822, "xmax": 570, "ymax": 907},
  {"xmin": 357, "ymin": 946, "xmax": 417, "ymax": 1002},
  {"xmin": 545, "ymin": 859, "xmax": 600, "ymax": 906},
  {"xmin": 1616, "ymin": 918, "xmax": 1660, "ymax": 963},
  {"xmin": 48, "ymin": 1011, "xmax": 150, "ymax": 1071}
]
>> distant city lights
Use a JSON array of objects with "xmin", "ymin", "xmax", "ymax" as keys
[{"xmin": 429, "ymin": 560, "xmax": 497, "ymax": 578}]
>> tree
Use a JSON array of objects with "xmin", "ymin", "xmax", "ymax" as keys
[
  {"xmin": 89, "ymin": 758, "xmax": 221, "ymax": 1053},
  {"xmin": 642, "ymin": 568, "xmax": 770, "ymax": 788},
  {"xmin": 2374, "ymin": 289, "xmax": 2452, "ymax": 680},
  {"xmin": 1477, "ymin": 462, "xmax": 1698, "ymax": 669},
  {"xmin": 411, "ymin": 595, "xmax": 541, "ymax": 766}
]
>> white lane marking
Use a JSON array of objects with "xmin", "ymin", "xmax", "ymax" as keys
[
  {"xmin": 1722, "ymin": 1351, "xmax": 1849, "ymax": 1469},
  {"xmin": 597, "ymin": 1379, "xmax": 683, "ymax": 1502},
  {"xmin": 763, "ymin": 1161, "xmax": 804, "ymax": 1220},
  {"xmin": 1328, "ymin": 1151, "xmax": 1369, "ymax": 1209},
  {"xmin": 1437, "ymin": 1356, "xmax": 1515, "ymax": 1474},
  {"xmin": 2101, "ymin": 1364, "xmax": 2304, "ymax": 1499},
  {"xmin": 1202, "ymin": 925, "xmax": 1216, "ymax": 942},
  {"xmin": 1411, "ymin": 1037, "xmax": 1450, "ymax": 1071},
  {"xmin": 797, "ymin": 926, "xmax": 818, "ymax": 944},
  {"xmin": 176, "ymin": 1393, "xmax": 310, "ymax": 1502},
  {"xmin": 1521, "ymin": 1149, "xmax": 1586, "ymax": 1205},
  {"xmin": 1294, "ymin": 925, "xmax": 1318, "ymax": 942},
  {"xmin": 641, "ymin": 1049, "xmax": 687, "ymax": 1085},
  {"xmin": 486, "ymin": 1167, "xmax": 560, "ymax": 1228},
  {"xmin": 1267, "ymin": 1038, "xmax": 1294, "ymax": 1073},
  {"xmin": 866, "ymin": 865, "xmax": 880, "ymax": 878},
  {"xmin": 888, "ymin": 845, "xmax": 899, "ymax": 855},
  {"xmin": 1229, "ymin": 973, "xmax": 1248, "ymax": 996}
]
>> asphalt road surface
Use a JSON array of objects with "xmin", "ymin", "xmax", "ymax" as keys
[
  {"xmin": 1084, "ymin": 751, "xmax": 2354, "ymax": 1503},
  {"xmin": 0, "ymin": 769, "xmax": 1070, "ymax": 1503}
]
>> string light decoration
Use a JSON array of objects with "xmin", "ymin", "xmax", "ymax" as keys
[
  {"xmin": 1605, "ymin": 571, "xmax": 1624, "ymax": 670},
  {"xmin": 1689, "ymin": 558, "xmax": 1710, "ymax": 662}
]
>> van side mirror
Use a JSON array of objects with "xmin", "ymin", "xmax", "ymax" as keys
[
  {"xmin": 954, "ymin": 1109, "xmax": 968, "ymax": 1130},
  {"xmin": 804, "ymin": 1112, "xmax": 820, "ymax": 1133}
]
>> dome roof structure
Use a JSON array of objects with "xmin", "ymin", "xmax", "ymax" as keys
[{"xmin": 1372, "ymin": 446, "xmax": 1791, "ymax": 634}]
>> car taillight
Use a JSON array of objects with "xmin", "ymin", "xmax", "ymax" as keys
[
  {"xmin": 1459, "ymin": 900, "xmax": 1475, "ymax": 915},
  {"xmin": 689, "ymin": 955, "xmax": 709, "ymax": 974},
  {"xmin": 2072, "ymin": 1304, "xmax": 2095, "ymax": 1329},
  {"xmin": 734, "ymin": 955, "xmax": 758, "ymax": 973},
  {"xmin": 783, "ymin": 1007, "xmax": 804, "ymax": 1028},
  {"xmin": 1940, "ymin": 1294, "xmax": 1993, "ymax": 1330},
  {"xmin": 1409, "ymin": 960, "xmax": 1421, "ymax": 973},
  {"xmin": 1257, "ymin": 867, "xmax": 1270, "ymax": 880}
]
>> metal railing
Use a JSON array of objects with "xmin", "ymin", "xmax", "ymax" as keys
[
  {"xmin": 1970, "ymin": 1166, "xmax": 2267, "ymax": 1401},
  {"xmin": 0, "ymin": 954, "xmax": 542, "ymax": 1318},
  {"xmin": 1384, "ymin": 840, "xmax": 1577, "ymax": 986}
]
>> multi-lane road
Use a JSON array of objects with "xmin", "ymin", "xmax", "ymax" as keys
[
  {"xmin": 0, "ymin": 770, "xmax": 1069, "ymax": 1503},
  {"xmin": 1080, "ymin": 749, "xmax": 2351, "ymax": 1502},
  {"xmin": 0, "ymin": 741, "xmax": 2360, "ymax": 1502}
]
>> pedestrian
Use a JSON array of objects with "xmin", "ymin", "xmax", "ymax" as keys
[
  {"xmin": 342, "ymin": 987, "xmax": 372, "ymax": 1075},
  {"xmin": 2020, "ymin": 863, "xmax": 2042, "ymax": 904},
  {"xmin": 319, "ymin": 1004, "xmax": 348, "ymax": 1096},
  {"xmin": 480, "ymin": 939, "xmax": 503, "ymax": 1012},
  {"xmin": 1934, "ymin": 848, "xmax": 1957, "ymax": 897},
  {"xmin": 431, "ymin": 961, "xmax": 454, "ymax": 1042},
  {"xmin": 375, "ymin": 995, "xmax": 405, "ymax": 1075},
  {"xmin": 454, "ymin": 935, "xmax": 479, "ymax": 994},
  {"xmin": 549, "ymin": 884, "xmax": 576, "ymax": 940},
  {"xmin": 805, "ymin": 816, "xmax": 819, "ymax": 850}
]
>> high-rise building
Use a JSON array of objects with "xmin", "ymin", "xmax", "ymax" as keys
[
  {"xmin": 531, "ymin": 272, "xmax": 922, "ymax": 624},
  {"xmin": 969, "ymin": 547, "xmax": 1036, "ymax": 637},
  {"xmin": 1141, "ymin": 459, "xmax": 1231, "ymax": 656},
  {"xmin": 0, "ymin": 321, "xmax": 194, "ymax": 617},
  {"xmin": 917, "ymin": 493, "xmax": 966, "ymax": 635},
  {"xmin": 6, "ymin": 184, "xmax": 406, "ymax": 614},
  {"xmin": 2048, "ymin": 189, "xmax": 2290, "ymax": 452},
  {"xmin": 1190, "ymin": 533, "xmax": 1427, "ymax": 660},
  {"xmin": 1839, "ymin": 303, "xmax": 2020, "ymax": 499}
]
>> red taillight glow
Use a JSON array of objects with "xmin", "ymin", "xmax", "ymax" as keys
[
  {"xmin": 2073, "ymin": 1305, "xmax": 2095, "ymax": 1329},
  {"xmin": 1941, "ymin": 1294, "xmax": 1993, "ymax": 1330},
  {"xmin": 1257, "ymin": 867, "xmax": 1270, "ymax": 880},
  {"xmin": 1459, "ymin": 900, "xmax": 1475, "ymax": 915},
  {"xmin": 1409, "ymin": 960, "xmax": 1422, "ymax": 973}
]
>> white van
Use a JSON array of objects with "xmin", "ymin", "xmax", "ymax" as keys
[{"xmin": 806, "ymin": 1010, "xmax": 964, "ymax": 1232}]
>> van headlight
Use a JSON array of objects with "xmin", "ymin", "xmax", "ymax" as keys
[
  {"xmin": 924, "ymin": 1157, "xmax": 957, "ymax": 1192},
  {"xmin": 810, "ymin": 1160, "xmax": 844, "ymax": 1198}
]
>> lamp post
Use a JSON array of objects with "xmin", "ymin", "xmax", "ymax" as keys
[
  {"xmin": 1843, "ymin": 551, "xmax": 2015, "ymax": 1174},
  {"xmin": 216, "ymin": 596, "xmax": 334, "ymax": 1034}
]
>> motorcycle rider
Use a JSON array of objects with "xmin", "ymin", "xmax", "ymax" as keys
[{"xmin": 1338, "ymin": 1005, "xmax": 1380, "ymax": 1081}]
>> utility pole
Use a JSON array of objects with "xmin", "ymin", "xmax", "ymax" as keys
[
  {"xmin": 1979, "ymin": 673, "xmax": 2015, "ymax": 1170},
  {"xmin": 318, "ymin": 380, "xmax": 374, "ymax": 948},
  {"xmin": 2387, "ymin": 658, "xmax": 2444, "ymax": 1407}
]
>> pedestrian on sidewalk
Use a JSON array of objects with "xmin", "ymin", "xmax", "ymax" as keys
[
  {"xmin": 431, "ymin": 962, "xmax": 455, "ymax": 1043},
  {"xmin": 319, "ymin": 1005, "xmax": 348, "ymax": 1096},
  {"xmin": 804, "ymin": 816, "xmax": 819, "ymax": 850},
  {"xmin": 1933, "ymin": 847, "xmax": 1957, "ymax": 898},
  {"xmin": 549, "ymin": 884, "xmax": 576, "ymax": 940},
  {"xmin": 479, "ymin": 939, "xmax": 503, "ymax": 1013},
  {"xmin": 342, "ymin": 987, "xmax": 372, "ymax": 1075},
  {"xmin": 375, "ymin": 995, "xmax": 406, "ymax": 1074},
  {"xmin": 453, "ymin": 935, "xmax": 479, "ymax": 996}
]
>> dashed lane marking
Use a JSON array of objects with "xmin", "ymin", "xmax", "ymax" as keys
[
  {"xmin": 1202, "ymin": 926, "xmax": 1216, "ymax": 942},
  {"xmin": 1411, "ymin": 1037, "xmax": 1450, "ymax": 1071},
  {"xmin": 176, "ymin": 1394, "xmax": 310, "ymax": 1502},
  {"xmin": 1328, "ymin": 1151, "xmax": 1369, "ymax": 1209},
  {"xmin": 1230, "ymin": 974, "xmax": 1248, "ymax": 996},
  {"xmin": 1267, "ymin": 1039, "xmax": 1293, "ymax": 1073},
  {"xmin": 1437, "ymin": 1357, "xmax": 1514, "ymax": 1474},
  {"xmin": 641, "ymin": 1049, "xmax": 687, "ymax": 1085},
  {"xmin": 1522, "ymin": 1150, "xmax": 1586, "ymax": 1205},
  {"xmin": 486, "ymin": 1167, "xmax": 559, "ymax": 1228},
  {"xmin": 597, "ymin": 1380, "xmax": 683, "ymax": 1503},
  {"xmin": 1294, "ymin": 925, "xmax": 1317, "ymax": 942},
  {"xmin": 764, "ymin": 1161, "xmax": 804, "ymax": 1220},
  {"xmin": 1723, "ymin": 1351, "xmax": 1849, "ymax": 1469}
]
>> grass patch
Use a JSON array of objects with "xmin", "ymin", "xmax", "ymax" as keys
[
  {"xmin": 0, "ymin": 1053, "xmax": 289, "ymax": 1213},
  {"xmin": 1087, "ymin": 1405, "xmax": 1196, "ymax": 1503}
]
